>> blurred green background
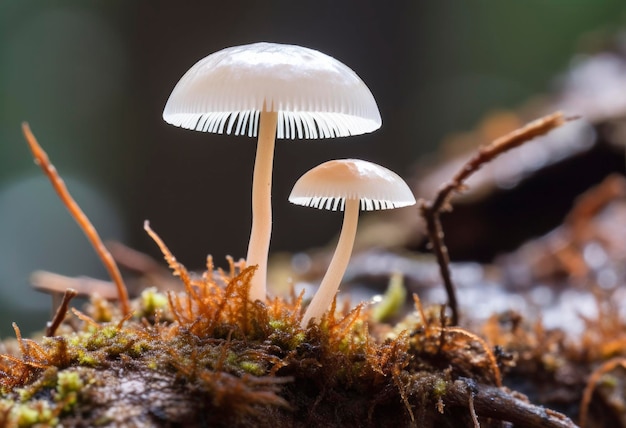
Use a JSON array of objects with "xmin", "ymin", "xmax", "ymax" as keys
[{"xmin": 1, "ymin": 0, "xmax": 625, "ymax": 334}]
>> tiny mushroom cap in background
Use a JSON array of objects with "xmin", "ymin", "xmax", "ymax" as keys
[
  {"xmin": 289, "ymin": 159, "xmax": 416, "ymax": 327},
  {"xmin": 163, "ymin": 42, "xmax": 382, "ymax": 302}
]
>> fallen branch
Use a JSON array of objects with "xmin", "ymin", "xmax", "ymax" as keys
[{"xmin": 445, "ymin": 378, "xmax": 577, "ymax": 428}]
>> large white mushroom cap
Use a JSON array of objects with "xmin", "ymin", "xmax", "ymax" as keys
[
  {"xmin": 289, "ymin": 159, "xmax": 416, "ymax": 211},
  {"xmin": 163, "ymin": 42, "xmax": 382, "ymax": 139}
]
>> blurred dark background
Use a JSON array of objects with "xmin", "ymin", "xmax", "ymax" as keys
[{"xmin": 1, "ymin": 0, "xmax": 625, "ymax": 333}]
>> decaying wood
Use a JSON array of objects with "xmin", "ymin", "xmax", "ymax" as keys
[{"xmin": 444, "ymin": 379, "xmax": 577, "ymax": 428}]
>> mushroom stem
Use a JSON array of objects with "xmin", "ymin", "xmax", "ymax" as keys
[
  {"xmin": 247, "ymin": 109, "xmax": 278, "ymax": 302},
  {"xmin": 301, "ymin": 198, "xmax": 360, "ymax": 327}
]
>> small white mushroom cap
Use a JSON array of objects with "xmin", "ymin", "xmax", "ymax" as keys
[
  {"xmin": 289, "ymin": 159, "xmax": 416, "ymax": 211},
  {"xmin": 292, "ymin": 159, "xmax": 415, "ymax": 327},
  {"xmin": 163, "ymin": 42, "xmax": 382, "ymax": 139}
]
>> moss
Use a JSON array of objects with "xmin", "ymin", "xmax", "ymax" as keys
[
  {"xmin": 371, "ymin": 272, "xmax": 407, "ymax": 323},
  {"xmin": 56, "ymin": 371, "xmax": 83, "ymax": 411},
  {"xmin": 139, "ymin": 287, "xmax": 169, "ymax": 318},
  {"xmin": 0, "ymin": 257, "xmax": 589, "ymax": 428},
  {"xmin": 0, "ymin": 227, "xmax": 589, "ymax": 427},
  {"xmin": 432, "ymin": 377, "xmax": 447, "ymax": 397},
  {"xmin": 0, "ymin": 399, "xmax": 57, "ymax": 427},
  {"xmin": 240, "ymin": 361, "xmax": 264, "ymax": 376},
  {"xmin": 77, "ymin": 351, "xmax": 99, "ymax": 367},
  {"xmin": 16, "ymin": 368, "xmax": 57, "ymax": 402},
  {"xmin": 13, "ymin": 403, "xmax": 52, "ymax": 427}
]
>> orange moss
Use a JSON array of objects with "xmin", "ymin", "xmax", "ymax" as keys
[{"xmin": 0, "ymin": 117, "xmax": 597, "ymax": 427}]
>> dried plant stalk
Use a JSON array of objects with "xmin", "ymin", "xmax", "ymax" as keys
[
  {"xmin": 45, "ymin": 288, "xmax": 78, "ymax": 337},
  {"xmin": 21, "ymin": 123, "xmax": 130, "ymax": 315},
  {"xmin": 419, "ymin": 112, "xmax": 570, "ymax": 325}
]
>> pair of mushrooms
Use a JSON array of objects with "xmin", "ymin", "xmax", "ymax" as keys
[{"xmin": 163, "ymin": 42, "xmax": 415, "ymax": 326}]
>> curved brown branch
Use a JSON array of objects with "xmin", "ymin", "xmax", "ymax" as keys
[
  {"xmin": 419, "ymin": 112, "xmax": 571, "ymax": 325},
  {"xmin": 21, "ymin": 123, "xmax": 130, "ymax": 315}
]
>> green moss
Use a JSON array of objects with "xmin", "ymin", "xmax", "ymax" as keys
[
  {"xmin": 240, "ymin": 361, "xmax": 264, "ymax": 376},
  {"xmin": 68, "ymin": 335, "xmax": 81, "ymax": 347},
  {"xmin": 131, "ymin": 341, "xmax": 149, "ymax": 357},
  {"xmin": 7, "ymin": 400, "xmax": 57, "ymax": 427},
  {"xmin": 56, "ymin": 370, "xmax": 84, "ymax": 411},
  {"xmin": 268, "ymin": 319, "xmax": 282, "ymax": 330},
  {"xmin": 268, "ymin": 318, "xmax": 306, "ymax": 350},
  {"xmin": 0, "ymin": 225, "xmax": 567, "ymax": 427},
  {"xmin": 77, "ymin": 351, "xmax": 99, "ymax": 367},
  {"xmin": 371, "ymin": 272, "xmax": 407, "ymax": 323},
  {"xmin": 226, "ymin": 351, "xmax": 238, "ymax": 365},
  {"xmin": 433, "ymin": 377, "xmax": 447, "ymax": 397},
  {"xmin": 16, "ymin": 368, "xmax": 57, "ymax": 402},
  {"xmin": 57, "ymin": 371, "xmax": 82, "ymax": 393},
  {"xmin": 101, "ymin": 326, "xmax": 118, "ymax": 340},
  {"xmin": 14, "ymin": 405, "xmax": 40, "ymax": 426},
  {"xmin": 140, "ymin": 287, "xmax": 169, "ymax": 317}
]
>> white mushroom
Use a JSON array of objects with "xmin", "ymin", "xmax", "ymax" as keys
[
  {"xmin": 163, "ymin": 42, "xmax": 381, "ymax": 302},
  {"xmin": 289, "ymin": 159, "xmax": 416, "ymax": 327}
]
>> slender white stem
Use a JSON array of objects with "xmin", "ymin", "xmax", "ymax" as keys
[
  {"xmin": 301, "ymin": 199, "xmax": 360, "ymax": 327},
  {"xmin": 247, "ymin": 110, "xmax": 278, "ymax": 302}
]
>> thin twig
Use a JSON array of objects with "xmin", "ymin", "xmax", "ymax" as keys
[
  {"xmin": 21, "ymin": 123, "xmax": 130, "ymax": 315},
  {"xmin": 419, "ymin": 112, "xmax": 571, "ymax": 325},
  {"xmin": 419, "ymin": 204, "xmax": 459, "ymax": 324},
  {"xmin": 45, "ymin": 288, "xmax": 78, "ymax": 337},
  {"xmin": 467, "ymin": 387, "xmax": 480, "ymax": 428}
]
